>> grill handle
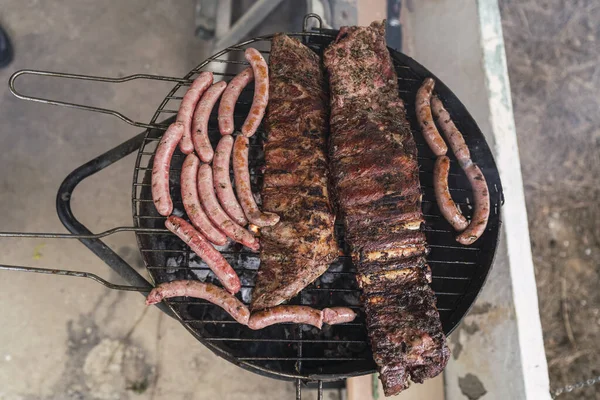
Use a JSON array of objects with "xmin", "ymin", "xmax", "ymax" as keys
[
  {"xmin": 8, "ymin": 69, "xmax": 191, "ymax": 130},
  {"xmin": 55, "ymin": 131, "xmax": 172, "ymax": 317},
  {"xmin": 0, "ymin": 132, "xmax": 175, "ymax": 315},
  {"xmin": 0, "ymin": 264, "xmax": 149, "ymax": 292}
]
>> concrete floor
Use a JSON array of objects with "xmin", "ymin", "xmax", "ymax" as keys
[{"xmin": 0, "ymin": 2, "xmax": 306, "ymax": 399}]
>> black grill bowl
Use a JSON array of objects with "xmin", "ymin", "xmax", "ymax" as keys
[{"xmin": 132, "ymin": 30, "xmax": 502, "ymax": 381}]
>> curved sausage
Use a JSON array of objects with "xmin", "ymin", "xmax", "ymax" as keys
[
  {"xmin": 145, "ymin": 280, "xmax": 249, "ymax": 325},
  {"xmin": 416, "ymin": 78, "xmax": 447, "ymax": 156},
  {"xmin": 197, "ymin": 163, "xmax": 260, "ymax": 250},
  {"xmin": 433, "ymin": 156, "xmax": 469, "ymax": 232},
  {"xmin": 456, "ymin": 163, "xmax": 490, "ymax": 245},
  {"xmin": 218, "ymin": 67, "xmax": 254, "ymax": 136},
  {"xmin": 322, "ymin": 307, "xmax": 357, "ymax": 325},
  {"xmin": 431, "ymin": 96, "xmax": 471, "ymax": 168},
  {"xmin": 192, "ymin": 80, "xmax": 227, "ymax": 162},
  {"xmin": 151, "ymin": 122, "xmax": 184, "ymax": 216},
  {"xmin": 181, "ymin": 153, "xmax": 228, "ymax": 245},
  {"xmin": 430, "ymin": 96, "xmax": 490, "ymax": 244},
  {"xmin": 248, "ymin": 306, "xmax": 323, "ymax": 330},
  {"xmin": 233, "ymin": 135, "xmax": 280, "ymax": 227},
  {"xmin": 165, "ymin": 216, "xmax": 241, "ymax": 294},
  {"xmin": 177, "ymin": 72, "xmax": 213, "ymax": 154},
  {"xmin": 241, "ymin": 48, "xmax": 268, "ymax": 137},
  {"xmin": 213, "ymin": 136, "xmax": 248, "ymax": 226}
]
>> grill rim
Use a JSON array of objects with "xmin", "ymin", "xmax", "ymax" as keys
[{"xmin": 131, "ymin": 28, "xmax": 503, "ymax": 382}]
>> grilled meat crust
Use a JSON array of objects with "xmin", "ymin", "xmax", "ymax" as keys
[
  {"xmin": 362, "ymin": 269, "xmax": 449, "ymax": 394},
  {"xmin": 251, "ymin": 34, "xmax": 338, "ymax": 310},
  {"xmin": 324, "ymin": 21, "xmax": 449, "ymax": 395}
]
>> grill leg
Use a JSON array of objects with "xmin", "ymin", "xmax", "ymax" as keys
[
  {"xmin": 296, "ymin": 379, "xmax": 302, "ymax": 400},
  {"xmin": 294, "ymin": 380, "xmax": 324, "ymax": 400}
]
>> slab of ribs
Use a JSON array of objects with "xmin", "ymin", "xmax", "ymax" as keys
[
  {"xmin": 251, "ymin": 33, "xmax": 339, "ymax": 310},
  {"xmin": 252, "ymin": 24, "xmax": 449, "ymax": 395},
  {"xmin": 323, "ymin": 22, "xmax": 450, "ymax": 395}
]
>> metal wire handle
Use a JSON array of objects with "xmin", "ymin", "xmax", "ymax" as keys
[
  {"xmin": 0, "ymin": 264, "xmax": 149, "ymax": 292},
  {"xmin": 7, "ymin": 12, "xmax": 323, "ymax": 133},
  {"xmin": 8, "ymin": 69, "xmax": 192, "ymax": 130},
  {"xmin": 303, "ymin": 13, "xmax": 323, "ymax": 32},
  {"xmin": 0, "ymin": 226, "xmax": 166, "ymax": 239}
]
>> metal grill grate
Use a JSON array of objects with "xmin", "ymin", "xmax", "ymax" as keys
[{"xmin": 131, "ymin": 25, "xmax": 503, "ymax": 381}]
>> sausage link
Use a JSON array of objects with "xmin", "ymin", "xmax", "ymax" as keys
[
  {"xmin": 151, "ymin": 122, "xmax": 184, "ymax": 216},
  {"xmin": 241, "ymin": 48, "xmax": 268, "ymax": 137},
  {"xmin": 322, "ymin": 307, "xmax": 357, "ymax": 325},
  {"xmin": 177, "ymin": 72, "xmax": 213, "ymax": 154},
  {"xmin": 181, "ymin": 153, "xmax": 228, "ymax": 245},
  {"xmin": 165, "ymin": 216, "xmax": 241, "ymax": 293},
  {"xmin": 218, "ymin": 67, "xmax": 254, "ymax": 136},
  {"xmin": 456, "ymin": 163, "xmax": 490, "ymax": 245},
  {"xmin": 233, "ymin": 135, "xmax": 280, "ymax": 227},
  {"xmin": 431, "ymin": 96, "xmax": 471, "ymax": 168},
  {"xmin": 433, "ymin": 156, "xmax": 469, "ymax": 231},
  {"xmin": 197, "ymin": 163, "xmax": 260, "ymax": 250},
  {"xmin": 416, "ymin": 78, "xmax": 448, "ymax": 156},
  {"xmin": 146, "ymin": 280, "xmax": 249, "ymax": 324},
  {"xmin": 192, "ymin": 81, "xmax": 227, "ymax": 162},
  {"xmin": 430, "ymin": 95, "xmax": 491, "ymax": 244},
  {"xmin": 213, "ymin": 136, "xmax": 248, "ymax": 226},
  {"xmin": 248, "ymin": 306, "xmax": 323, "ymax": 330}
]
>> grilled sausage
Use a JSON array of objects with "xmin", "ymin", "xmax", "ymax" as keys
[
  {"xmin": 177, "ymin": 72, "xmax": 213, "ymax": 154},
  {"xmin": 145, "ymin": 280, "xmax": 249, "ymax": 324},
  {"xmin": 192, "ymin": 80, "xmax": 227, "ymax": 162},
  {"xmin": 248, "ymin": 306, "xmax": 323, "ymax": 330},
  {"xmin": 197, "ymin": 163, "xmax": 260, "ymax": 250},
  {"xmin": 218, "ymin": 67, "xmax": 253, "ymax": 136},
  {"xmin": 165, "ymin": 216, "xmax": 241, "ymax": 293},
  {"xmin": 241, "ymin": 48, "xmax": 268, "ymax": 137},
  {"xmin": 433, "ymin": 156, "xmax": 469, "ymax": 232},
  {"xmin": 431, "ymin": 96, "xmax": 471, "ymax": 168},
  {"xmin": 322, "ymin": 307, "xmax": 357, "ymax": 325},
  {"xmin": 416, "ymin": 78, "xmax": 447, "ymax": 156},
  {"xmin": 233, "ymin": 135, "xmax": 280, "ymax": 227},
  {"xmin": 430, "ymin": 96, "xmax": 491, "ymax": 244},
  {"xmin": 152, "ymin": 122, "xmax": 184, "ymax": 216},
  {"xmin": 181, "ymin": 153, "xmax": 228, "ymax": 245},
  {"xmin": 456, "ymin": 163, "xmax": 490, "ymax": 245},
  {"xmin": 213, "ymin": 136, "xmax": 248, "ymax": 226}
]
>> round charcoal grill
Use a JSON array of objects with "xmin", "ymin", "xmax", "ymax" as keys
[
  {"xmin": 132, "ymin": 18, "xmax": 503, "ymax": 381},
  {"xmin": 2, "ymin": 14, "xmax": 502, "ymax": 397}
]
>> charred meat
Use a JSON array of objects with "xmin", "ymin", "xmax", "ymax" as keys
[
  {"xmin": 251, "ymin": 34, "xmax": 339, "ymax": 310},
  {"xmin": 324, "ymin": 21, "xmax": 449, "ymax": 395}
]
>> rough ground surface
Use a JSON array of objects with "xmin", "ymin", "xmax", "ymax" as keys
[{"xmin": 500, "ymin": 1, "xmax": 600, "ymax": 398}]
